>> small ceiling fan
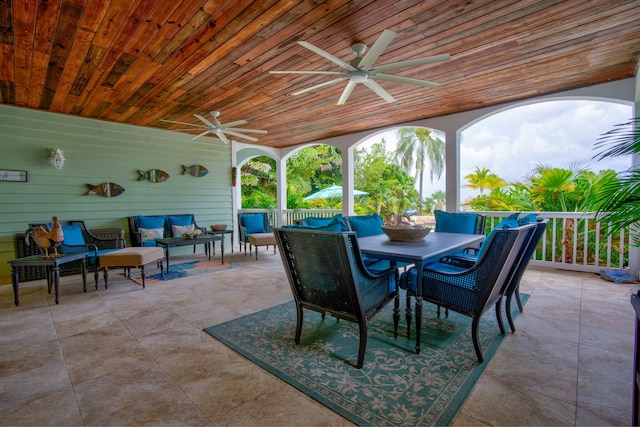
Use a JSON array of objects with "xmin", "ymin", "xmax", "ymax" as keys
[
  {"xmin": 160, "ymin": 111, "xmax": 267, "ymax": 144},
  {"xmin": 270, "ymin": 29, "xmax": 450, "ymax": 105}
]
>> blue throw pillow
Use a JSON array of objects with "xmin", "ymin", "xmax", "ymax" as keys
[
  {"xmin": 302, "ymin": 215, "xmax": 348, "ymax": 230},
  {"xmin": 138, "ymin": 215, "xmax": 165, "ymax": 230},
  {"xmin": 62, "ymin": 224, "xmax": 85, "ymax": 246},
  {"xmin": 285, "ymin": 216, "xmax": 346, "ymax": 232},
  {"xmin": 434, "ymin": 210, "xmax": 479, "ymax": 234},
  {"xmin": 167, "ymin": 215, "xmax": 193, "ymax": 227},
  {"xmin": 476, "ymin": 218, "xmax": 519, "ymax": 260},
  {"xmin": 348, "ymin": 214, "xmax": 383, "ymax": 238},
  {"xmin": 518, "ymin": 213, "xmax": 539, "ymax": 224},
  {"xmin": 242, "ymin": 214, "xmax": 267, "ymax": 234}
]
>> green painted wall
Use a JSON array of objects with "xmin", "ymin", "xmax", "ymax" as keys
[{"xmin": 0, "ymin": 105, "xmax": 233, "ymax": 283}]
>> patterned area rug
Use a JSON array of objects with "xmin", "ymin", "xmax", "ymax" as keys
[
  {"xmin": 128, "ymin": 260, "xmax": 239, "ymax": 284},
  {"xmin": 204, "ymin": 293, "xmax": 527, "ymax": 426}
]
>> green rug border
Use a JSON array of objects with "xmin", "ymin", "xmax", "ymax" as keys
[{"xmin": 204, "ymin": 294, "xmax": 527, "ymax": 426}]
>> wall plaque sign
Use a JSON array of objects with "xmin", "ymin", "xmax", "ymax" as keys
[{"xmin": 0, "ymin": 170, "xmax": 28, "ymax": 182}]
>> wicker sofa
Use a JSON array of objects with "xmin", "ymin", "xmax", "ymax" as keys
[
  {"xmin": 128, "ymin": 214, "xmax": 206, "ymax": 247},
  {"xmin": 14, "ymin": 221, "xmax": 125, "ymax": 282}
]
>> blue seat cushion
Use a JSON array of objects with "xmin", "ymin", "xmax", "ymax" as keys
[
  {"xmin": 242, "ymin": 214, "xmax": 267, "ymax": 234},
  {"xmin": 434, "ymin": 210, "xmax": 478, "ymax": 234},
  {"xmin": 88, "ymin": 248, "xmax": 121, "ymax": 266},
  {"xmin": 348, "ymin": 214, "xmax": 383, "ymax": 237},
  {"xmin": 399, "ymin": 262, "xmax": 467, "ymax": 294}
]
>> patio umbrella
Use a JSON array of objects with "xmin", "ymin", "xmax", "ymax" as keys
[{"xmin": 303, "ymin": 185, "xmax": 368, "ymax": 201}]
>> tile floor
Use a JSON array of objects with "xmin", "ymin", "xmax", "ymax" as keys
[{"xmin": 0, "ymin": 249, "xmax": 636, "ymax": 426}]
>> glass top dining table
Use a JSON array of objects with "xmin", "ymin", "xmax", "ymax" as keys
[{"xmin": 358, "ymin": 232, "xmax": 485, "ymax": 353}]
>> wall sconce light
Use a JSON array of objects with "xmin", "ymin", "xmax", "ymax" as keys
[{"xmin": 49, "ymin": 148, "xmax": 65, "ymax": 169}]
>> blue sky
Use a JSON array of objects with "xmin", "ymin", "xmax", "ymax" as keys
[{"xmin": 364, "ymin": 100, "xmax": 633, "ymax": 204}]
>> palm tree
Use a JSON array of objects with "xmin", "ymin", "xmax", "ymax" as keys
[
  {"xmin": 464, "ymin": 166, "xmax": 507, "ymax": 195},
  {"xmin": 395, "ymin": 127, "xmax": 445, "ymax": 214},
  {"xmin": 592, "ymin": 117, "xmax": 640, "ymax": 244}
]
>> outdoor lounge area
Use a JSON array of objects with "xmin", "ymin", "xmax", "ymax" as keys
[{"xmin": 0, "ymin": 249, "xmax": 633, "ymax": 426}]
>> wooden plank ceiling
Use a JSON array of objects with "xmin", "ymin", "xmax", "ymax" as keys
[{"xmin": 1, "ymin": 0, "xmax": 639, "ymax": 149}]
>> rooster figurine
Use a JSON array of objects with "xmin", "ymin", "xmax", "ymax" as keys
[{"xmin": 24, "ymin": 216, "xmax": 65, "ymax": 258}]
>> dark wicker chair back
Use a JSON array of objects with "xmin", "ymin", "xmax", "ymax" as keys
[
  {"xmin": 421, "ymin": 223, "xmax": 535, "ymax": 362},
  {"xmin": 274, "ymin": 227, "xmax": 399, "ymax": 368},
  {"xmin": 500, "ymin": 219, "xmax": 549, "ymax": 332}
]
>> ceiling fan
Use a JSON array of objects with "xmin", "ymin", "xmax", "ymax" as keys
[
  {"xmin": 160, "ymin": 111, "xmax": 267, "ymax": 144},
  {"xmin": 270, "ymin": 29, "xmax": 450, "ymax": 105}
]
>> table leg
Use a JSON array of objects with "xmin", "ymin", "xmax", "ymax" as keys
[
  {"xmin": 53, "ymin": 265, "xmax": 60, "ymax": 304},
  {"xmin": 220, "ymin": 239, "xmax": 224, "ymax": 264},
  {"xmin": 207, "ymin": 241, "xmax": 212, "ymax": 261},
  {"xmin": 11, "ymin": 266, "xmax": 20, "ymax": 306}
]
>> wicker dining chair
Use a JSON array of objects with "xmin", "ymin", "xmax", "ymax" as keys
[{"xmin": 274, "ymin": 227, "xmax": 399, "ymax": 369}]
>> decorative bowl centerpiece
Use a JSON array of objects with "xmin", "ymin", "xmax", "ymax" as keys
[
  {"xmin": 381, "ymin": 225, "xmax": 431, "ymax": 242},
  {"xmin": 210, "ymin": 224, "xmax": 227, "ymax": 231},
  {"xmin": 182, "ymin": 229, "xmax": 202, "ymax": 239}
]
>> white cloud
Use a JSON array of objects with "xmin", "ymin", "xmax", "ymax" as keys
[{"xmin": 362, "ymin": 100, "xmax": 633, "ymax": 204}]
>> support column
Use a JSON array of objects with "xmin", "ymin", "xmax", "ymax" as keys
[
  {"xmin": 628, "ymin": 70, "xmax": 639, "ymax": 276},
  {"xmin": 342, "ymin": 147, "xmax": 355, "ymax": 216},
  {"xmin": 442, "ymin": 127, "xmax": 460, "ymax": 212}
]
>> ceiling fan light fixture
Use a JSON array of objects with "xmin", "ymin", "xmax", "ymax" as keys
[{"xmin": 270, "ymin": 29, "xmax": 450, "ymax": 105}]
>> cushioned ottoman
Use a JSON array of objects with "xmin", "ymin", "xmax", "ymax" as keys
[
  {"xmin": 247, "ymin": 232, "xmax": 277, "ymax": 260},
  {"xmin": 99, "ymin": 247, "xmax": 164, "ymax": 289}
]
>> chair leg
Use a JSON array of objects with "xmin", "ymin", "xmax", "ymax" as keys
[
  {"xmin": 294, "ymin": 306, "xmax": 303, "ymax": 344},
  {"xmin": 505, "ymin": 293, "xmax": 516, "ymax": 333},
  {"xmin": 495, "ymin": 299, "xmax": 506, "ymax": 335},
  {"xmin": 515, "ymin": 285, "xmax": 523, "ymax": 312},
  {"xmin": 471, "ymin": 317, "xmax": 484, "ymax": 363},
  {"xmin": 356, "ymin": 321, "xmax": 367, "ymax": 369}
]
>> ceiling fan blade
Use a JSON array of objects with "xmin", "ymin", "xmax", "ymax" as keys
[
  {"xmin": 194, "ymin": 114, "xmax": 214, "ymax": 127},
  {"xmin": 374, "ymin": 54, "xmax": 451, "ymax": 73},
  {"xmin": 337, "ymin": 80, "xmax": 357, "ymax": 105},
  {"xmin": 373, "ymin": 73, "xmax": 440, "ymax": 88},
  {"xmin": 292, "ymin": 77, "xmax": 345, "ymax": 95},
  {"xmin": 362, "ymin": 79, "xmax": 395, "ymax": 103},
  {"xmin": 215, "ymin": 131, "xmax": 230, "ymax": 144},
  {"xmin": 167, "ymin": 128, "xmax": 207, "ymax": 132},
  {"xmin": 160, "ymin": 119, "xmax": 203, "ymax": 128},
  {"xmin": 221, "ymin": 120, "xmax": 247, "ymax": 128},
  {"xmin": 224, "ymin": 130, "xmax": 258, "ymax": 142},
  {"xmin": 270, "ymin": 70, "xmax": 344, "ymax": 75},
  {"xmin": 358, "ymin": 29, "xmax": 396, "ymax": 69},
  {"xmin": 192, "ymin": 130, "xmax": 211, "ymax": 140},
  {"xmin": 226, "ymin": 127, "xmax": 268, "ymax": 134},
  {"xmin": 298, "ymin": 41, "xmax": 354, "ymax": 70}
]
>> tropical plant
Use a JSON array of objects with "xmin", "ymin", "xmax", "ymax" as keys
[
  {"xmin": 395, "ymin": 127, "xmax": 445, "ymax": 214},
  {"xmin": 464, "ymin": 167, "xmax": 507, "ymax": 195},
  {"xmin": 591, "ymin": 117, "xmax": 640, "ymax": 245},
  {"xmin": 354, "ymin": 140, "xmax": 419, "ymax": 217}
]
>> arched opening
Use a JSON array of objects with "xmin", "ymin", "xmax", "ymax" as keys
[{"xmin": 459, "ymin": 99, "xmax": 633, "ymax": 211}]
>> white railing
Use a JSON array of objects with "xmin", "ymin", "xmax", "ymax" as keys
[{"xmin": 241, "ymin": 209, "xmax": 631, "ymax": 273}]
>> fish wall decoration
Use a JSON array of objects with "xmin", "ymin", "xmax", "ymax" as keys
[
  {"xmin": 182, "ymin": 164, "xmax": 208, "ymax": 177},
  {"xmin": 86, "ymin": 182, "xmax": 125, "ymax": 197},
  {"xmin": 138, "ymin": 169, "xmax": 169, "ymax": 183}
]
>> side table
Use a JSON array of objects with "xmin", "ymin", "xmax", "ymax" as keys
[{"xmin": 8, "ymin": 252, "xmax": 88, "ymax": 306}]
